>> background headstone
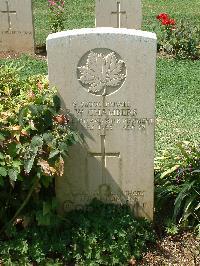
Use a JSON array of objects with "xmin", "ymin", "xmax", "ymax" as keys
[
  {"xmin": 0, "ymin": 0, "xmax": 35, "ymax": 53},
  {"xmin": 95, "ymin": 0, "xmax": 142, "ymax": 29},
  {"xmin": 47, "ymin": 28, "xmax": 157, "ymax": 219}
]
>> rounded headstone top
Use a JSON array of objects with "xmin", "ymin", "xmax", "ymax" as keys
[{"xmin": 46, "ymin": 27, "xmax": 157, "ymax": 43}]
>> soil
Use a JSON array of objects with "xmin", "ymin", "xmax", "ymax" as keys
[
  {"xmin": 138, "ymin": 232, "xmax": 200, "ymax": 266},
  {"xmin": 0, "ymin": 45, "xmax": 47, "ymax": 60}
]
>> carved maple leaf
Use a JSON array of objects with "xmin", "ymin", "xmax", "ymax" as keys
[{"xmin": 78, "ymin": 51, "xmax": 126, "ymax": 95}]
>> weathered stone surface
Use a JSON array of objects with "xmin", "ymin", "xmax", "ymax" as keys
[
  {"xmin": 0, "ymin": 0, "xmax": 35, "ymax": 53},
  {"xmin": 47, "ymin": 28, "xmax": 157, "ymax": 219},
  {"xmin": 95, "ymin": 0, "xmax": 142, "ymax": 29}
]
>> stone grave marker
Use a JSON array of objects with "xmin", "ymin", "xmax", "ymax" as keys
[
  {"xmin": 95, "ymin": 0, "xmax": 142, "ymax": 29},
  {"xmin": 47, "ymin": 28, "xmax": 157, "ymax": 219},
  {"xmin": 0, "ymin": 0, "xmax": 35, "ymax": 53}
]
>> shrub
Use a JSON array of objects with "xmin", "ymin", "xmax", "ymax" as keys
[
  {"xmin": 156, "ymin": 13, "xmax": 200, "ymax": 59},
  {"xmin": 0, "ymin": 200, "xmax": 156, "ymax": 265},
  {"xmin": 0, "ymin": 64, "xmax": 78, "ymax": 233},
  {"xmin": 155, "ymin": 141, "xmax": 200, "ymax": 233},
  {"xmin": 47, "ymin": 0, "xmax": 65, "ymax": 33}
]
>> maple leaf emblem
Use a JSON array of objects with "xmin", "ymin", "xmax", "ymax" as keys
[{"xmin": 78, "ymin": 51, "xmax": 126, "ymax": 96}]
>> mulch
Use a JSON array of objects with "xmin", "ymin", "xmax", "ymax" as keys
[{"xmin": 138, "ymin": 232, "xmax": 200, "ymax": 266}]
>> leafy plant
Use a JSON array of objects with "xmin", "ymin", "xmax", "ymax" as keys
[
  {"xmin": 47, "ymin": 0, "xmax": 65, "ymax": 33},
  {"xmin": 0, "ymin": 200, "xmax": 155, "ymax": 265},
  {"xmin": 156, "ymin": 13, "xmax": 200, "ymax": 59},
  {"xmin": 0, "ymin": 63, "xmax": 78, "ymax": 233},
  {"xmin": 155, "ymin": 141, "xmax": 200, "ymax": 233}
]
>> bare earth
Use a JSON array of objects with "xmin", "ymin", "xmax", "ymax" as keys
[{"xmin": 138, "ymin": 232, "xmax": 200, "ymax": 266}]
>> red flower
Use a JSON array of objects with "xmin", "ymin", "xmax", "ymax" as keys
[
  {"xmin": 162, "ymin": 18, "xmax": 176, "ymax": 26},
  {"xmin": 156, "ymin": 13, "xmax": 169, "ymax": 20}
]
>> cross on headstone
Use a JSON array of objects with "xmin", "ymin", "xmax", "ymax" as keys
[
  {"xmin": 111, "ymin": 1, "xmax": 126, "ymax": 28},
  {"xmin": 89, "ymin": 134, "xmax": 120, "ymax": 185},
  {"xmin": 1, "ymin": 0, "xmax": 16, "ymax": 31}
]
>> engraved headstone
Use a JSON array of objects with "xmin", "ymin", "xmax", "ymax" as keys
[
  {"xmin": 95, "ymin": 0, "xmax": 142, "ymax": 29},
  {"xmin": 47, "ymin": 28, "xmax": 157, "ymax": 219},
  {"xmin": 0, "ymin": 0, "xmax": 35, "ymax": 53}
]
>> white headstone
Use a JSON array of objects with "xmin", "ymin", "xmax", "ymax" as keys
[
  {"xmin": 95, "ymin": 0, "xmax": 142, "ymax": 29},
  {"xmin": 0, "ymin": 0, "xmax": 35, "ymax": 53},
  {"xmin": 47, "ymin": 28, "xmax": 157, "ymax": 219}
]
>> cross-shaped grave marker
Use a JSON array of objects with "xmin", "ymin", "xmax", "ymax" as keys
[
  {"xmin": 1, "ymin": 0, "xmax": 16, "ymax": 31},
  {"xmin": 111, "ymin": 1, "xmax": 126, "ymax": 28},
  {"xmin": 88, "ymin": 134, "xmax": 120, "ymax": 185}
]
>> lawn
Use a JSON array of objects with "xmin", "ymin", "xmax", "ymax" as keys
[{"xmin": 32, "ymin": 0, "xmax": 200, "ymax": 45}]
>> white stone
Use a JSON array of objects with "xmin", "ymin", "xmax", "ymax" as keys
[
  {"xmin": 0, "ymin": 0, "xmax": 35, "ymax": 53},
  {"xmin": 47, "ymin": 28, "xmax": 157, "ymax": 220},
  {"xmin": 95, "ymin": 0, "xmax": 142, "ymax": 29}
]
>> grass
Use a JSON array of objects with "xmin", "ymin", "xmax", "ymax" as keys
[
  {"xmin": 156, "ymin": 59, "xmax": 200, "ymax": 153},
  {"xmin": 32, "ymin": 0, "xmax": 200, "ymax": 45},
  {"xmin": 0, "ymin": 0, "xmax": 200, "ymax": 155},
  {"xmin": 0, "ymin": 55, "xmax": 47, "ymax": 77}
]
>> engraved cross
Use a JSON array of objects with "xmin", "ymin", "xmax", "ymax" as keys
[
  {"xmin": 88, "ymin": 134, "xmax": 120, "ymax": 184},
  {"xmin": 111, "ymin": 1, "xmax": 126, "ymax": 28},
  {"xmin": 1, "ymin": 1, "xmax": 17, "ymax": 31}
]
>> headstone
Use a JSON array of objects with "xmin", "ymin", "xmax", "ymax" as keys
[
  {"xmin": 95, "ymin": 0, "xmax": 142, "ymax": 29},
  {"xmin": 47, "ymin": 28, "xmax": 157, "ymax": 219},
  {"xmin": 0, "ymin": 0, "xmax": 35, "ymax": 53}
]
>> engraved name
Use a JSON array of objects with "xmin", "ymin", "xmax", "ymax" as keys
[
  {"xmin": 72, "ymin": 100, "xmax": 154, "ymax": 130},
  {"xmin": 1, "ymin": 30, "xmax": 32, "ymax": 35}
]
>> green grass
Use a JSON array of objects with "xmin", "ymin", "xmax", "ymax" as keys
[
  {"xmin": 156, "ymin": 59, "xmax": 200, "ymax": 153},
  {"xmin": 32, "ymin": 0, "xmax": 200, "ymax": 45},
  {"xmin": 0, "ymin": 55, "xmax": 47, "ymax": 77}
]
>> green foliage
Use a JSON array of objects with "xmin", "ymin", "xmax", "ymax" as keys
[
  {"xmin": 66, "ymin": 200, "xmax": 155, "ymax": 265},
  {"xmin": 47, "ymin": 0, "xmax": 66, "ymax": 33},
  {"xmin": 157, "ymin": 18, "xmax": 200, "ymax": 59},
  {"xmin": 0, "ymin": 63, "xmax": 78, "ymax": 233},
  {"xmin": 0, "ymin": 200, "xmax": 155, "ymax": 265},
  {"xmin": 0, "ymin": 55, "xmax": 47, "ymax": 78},
  {"xmin": 155, "ymin": 141, "xmax": 200, "ymax": 233}
]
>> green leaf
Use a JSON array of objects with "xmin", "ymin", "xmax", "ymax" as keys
[
  {"xmin": 41, "ymin": 175, "xmax": 53, "ymax": 188},
  {"xmin": 0, "ymin": 133, "xmax": 5, "ymax": 141},
  {"xmin": 49, "ymin": 150, "xmax": 60, "ymax": 159},
  {"xmin": 0, "ymin": 152, "xmax": 4, "ymax": 160},
  {"xmin": 28, "ymin": 104, "xmax": 39, "ymax": 115},
  {"xmin": 176, "ymin": 142, "xmax": 190, "ymax": 160},
  {"xmin": 43, "ymin": 132, "xmax": 54, "ymax": 144},
  {"xmin": 8, "ymin": 168, "xmax": 18, "ymax": 181},
  {"xmin": 173, "ymin": 181, "xmax": 195, "ymax": 220},
  {"xmin": 36, "ymin": 211, "xmax": 51, "ymax": 226},
  {"xmin": 43, "ymin": 202, "xmax": 51, "ymax": 216},
  {"xmin": 0, "ymin": 167, "xmax": 7, "ymax": 177},
  {"xmin": 31, "ymin": 136, "xmax": 43, "ymax": 148},
  {"xmin": 59, "ymin": 142, "xmax": 68, "ymax": 152},
  {"xmin": 24, "ymin": 158, "xmax": 35, "ymax": 174},
  {"xmin": 160, "ymin": 165, "xmax": 180, "ymax": 179},
  {"xmin": 18, "ymin": 107, "xmax": 29, "ymax": 126},
  {"xmin": 8, "ymin": 143, "xmax": 18, "ymax": 157}
]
